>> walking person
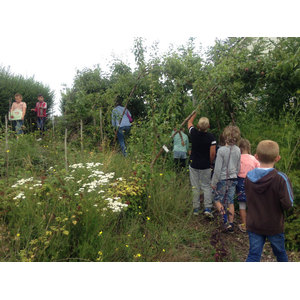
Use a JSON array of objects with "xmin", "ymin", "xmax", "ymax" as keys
[{"xmin": 111, "ymin": 96, "xmax": 133, "ymax": 156}]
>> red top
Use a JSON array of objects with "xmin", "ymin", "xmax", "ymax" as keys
[{"xmin": 34, "ymin": 101, "xmax": 47, "ymax": 117}]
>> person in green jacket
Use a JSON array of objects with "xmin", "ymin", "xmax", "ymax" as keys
[{"xmin": 171, "ymin": 128, "xmax": 189, "ymax": 171}]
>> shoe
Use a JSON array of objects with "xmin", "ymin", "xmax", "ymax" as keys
[
  {"xmin": 193, "ymin": 208, "xmax": 200, "ymax": 215},
  {"xmin": 238, "ymin": 223, "xmax": 246, "ymax": 233},
  {"xmin": 226, "ymin": 223, "xmax": 234, "ymax": 233},
  {"xmin": 204, "ymin": 209, "xmax": 214, "ymax": 219}
]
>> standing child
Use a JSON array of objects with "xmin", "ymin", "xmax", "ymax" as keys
[
  {"xmin": 31, "ymin": 94, "xmax": 47, "ymax": 134},
  {"xmin": 171, "ymin": 128, "xmax": 189, "ymax": 171},
  {"xmin": 236, "ymin": 139, "xmax": 260, "ymax": 233},
  {"xmin": 10, "ymin": 93, "xmax": 27, "ymax": 134},
  {"xmin": 245, "ymin": 140, "xmax": 293, "ymax": 262},
  {"xmin": 211, "ymin": 125, "xmax": 241, "ymax": 232}
]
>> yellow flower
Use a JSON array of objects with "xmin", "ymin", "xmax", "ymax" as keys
[
  {"xmin": 159, "ymin": 173, "xmax": 163, "ymax": 176},
  {"xmin": 72, "ymin": 220, "xmax": 77, "ymax": 225},
  {"xmin": 98, "ymin": 251, "xmax": 103, "ymax": 256},
  {"xmin": 16, "ymin": 233, "xmax": 20, "ymax": 237},
  {"xmin": 98, "ymin": 231, "xmax": 103, "ymax": 236},
  {"xmin": 6, "ymin": 149, "xmax": 10, "ymax": 153},
  {"xmin": 162, "ymin": 249, "xmax": 166, "ymax": 252},
  {"xmin": 138, "ymin": 212, "xmax": 142, "ymax": 215},
  {"xmin": 146, "ymin": 217, "xmax": 150, "ymax": 221},
  {"xmin": 148, "ymin": 195, "xmax": 151, "ymax": 198},
  {"xmin": 46, "ymin": 231, "xmax": 52, "ymax": 236},
  {"xmin": 127, "ymin": 234, "xmax": 131, "ymax": 237},
  {"xmin": 125, "ymin": 244, "xmax": 129, "ymax": 248},
  {"xmin": 143, "ymin": 234, "xmax": 145, "ymax": 238},
  {"xmin": 134, "ymin": 253, "xmax": 142, "ymax": 258},
  {"xmin": 62, "ymin": 230, "xmax": 69, "ymax": 235}
]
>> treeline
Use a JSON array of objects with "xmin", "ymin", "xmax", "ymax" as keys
[{"xmin": 0, "ymin": 66, "xmax": 55, "ymax": 129}]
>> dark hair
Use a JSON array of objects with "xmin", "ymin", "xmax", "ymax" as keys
[
  {"xmin": 38, "ymin": 94, "xmax": 44, "ymax": 97},
  {"xmin": 116, "ymin": 95, "xmax": 123, "ymax": 106}
]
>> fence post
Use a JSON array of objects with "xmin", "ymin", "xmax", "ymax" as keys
[
  {"xmin": 64, "ymin": 128, "xmax": 68, "ymax": 172},
  {"xmin": 5, "ymin": 115, "xmax": 9, "ymax": 182},
  {"xmin": 99, "ymin": 108, "xmax": 103, "ymax": 144},
  {"xmin": 80, "ymin": 119, "xmax": 83, "ymax": 152}
]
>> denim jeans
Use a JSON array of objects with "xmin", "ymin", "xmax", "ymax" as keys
[
  {"xmin": 117, "ymin": 126, "xmax": 131, "ymax": 156},
  {"xmin": 214, "ymin": 179, "xmax": 238, "ymax": 205},
  {"xmin": 246, "ymin": 231, "xmax": 288, "ymax": 262},
  {"xmin": 13, "ymin": 120, "xmax": 24, "ymax": 134},
  {"xmin": 37, "ymin": 117, "xmax": 46, "ymax": 132}
]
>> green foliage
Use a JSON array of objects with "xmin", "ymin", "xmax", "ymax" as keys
[{"xmin": 0, "ymin": 66, "xmax": 54, "ymax": 130}]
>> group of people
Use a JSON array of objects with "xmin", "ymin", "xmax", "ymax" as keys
[
  {"xmin": 171, "ymin": 111, "xmax": 294, "ymax": 262},
  {"xmin": 9, "ymin": 93, "xmax": 47, "ymax": 135}
]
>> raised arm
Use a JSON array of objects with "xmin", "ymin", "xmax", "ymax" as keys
[{"xmin": 187, "ymin": 112, "xmax": 197, "ymax": 130}]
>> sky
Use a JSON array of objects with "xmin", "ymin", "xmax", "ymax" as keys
[{"xmin": 1, "ymin": 0, "xmax": 299, "ymax": 116}]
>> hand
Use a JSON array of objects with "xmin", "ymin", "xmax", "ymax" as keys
[{"xmin": 31, "ymin": 109, "xmax": 35, "ymax": 111}]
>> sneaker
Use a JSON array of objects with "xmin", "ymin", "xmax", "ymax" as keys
[
  {"xmin": 226, "ymin": 223, "xmax": 234, "ymax": 233},
  {"xmin": 238, "ymin": 223, "xmax": 246, "ymax": 233},
  {"xmin": 204, "ymin": 209, "xmax": 214, "ymax": 219},
  {"xmin": 193, "ymin": 208, "xmax": 200, "ymax": 215}
]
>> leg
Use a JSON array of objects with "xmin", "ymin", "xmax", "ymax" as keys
[
  {"xmin": 117, "ymin": 127, "xmax": 126, "ymax": 156},
  {"xmin": 40, "ymin": 117, "xmax": 46, "ymax": 132},
  {"xmin": 227, "ymin": 180, "xmax": 238, "ymax": 224},
  {"xmin": 189, "ymin": 166, "xmax": 201, "ymax": 210},
  {"xmin": 246, "ymin": 231, "xmax": 266, "ymax": 262},
  {"xmin": 228, "ymin": 204, "xmax": 234, "ymax": 224},
  {"xmin": 180, "ymin": 158, "xmax": 186, "ymax": 170},
  {"xmin": 15, "ymin": 120, "xmax": 24, "ymax": 134},
  {"xmin": 267, "ymin": 233, "xmax": 288, "ymax": 262},
  {"xmin": 37, "ymin": 117, "xmax": 42, "ymax": 131},
  {"xmin": 239, "ymin": 207, "xmax": 247, "ymax": 225},
  {"xmin": 199, "ymin": 169, "xmax": 213, "ymax": 210}
]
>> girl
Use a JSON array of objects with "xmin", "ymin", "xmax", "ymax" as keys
[
  {"xmin": 211, "ymin": 125, "xmax": 241, "ymax": 232},
  {"xmin": 10, "ymin": 93, "xmax": 27, "ymax": 134},
  {"xmin": 237, "ymin": 139, "xmax": 260, "ymax": 232}
]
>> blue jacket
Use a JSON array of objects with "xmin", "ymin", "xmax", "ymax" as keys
[{"xmin": 111, "ymin": 106, "xmax": 132, "ymax": 128}]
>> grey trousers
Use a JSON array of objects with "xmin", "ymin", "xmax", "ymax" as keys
[{"xmin": 189, "ymin": 166, "xmax": 213, "ymax": 209}]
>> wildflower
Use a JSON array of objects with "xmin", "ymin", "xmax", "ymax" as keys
[
  {"xmin": 148, "ymin": 195, "xmax": 151, "ymax": 198},
  {"xmin": 125, "ymin": 244, "xmax": 129, "ymax": 248},
  {"xmin": 134, "ymin": 253, "xmax": 142, "ymax": 258},
  {"xmin": 146, "ymin": 217, "xmax": 150, "ymax": 221},
  {"xmin": 16, "ymin": 233, "xmax": 20, "ymax": 237},
  {"xmin": 98, "ymin": 231, "xmax": 103, "ymax": 236},
  {"xmin": 127, "ymin": 234, "xmax": 131, "ymax": 237},
  {"xmin": 159, "ymin": 173, "xmax": 163, "ymax": 176},
  {"xmin": 143, "ymin": 235, "xmax": 145, "ymax": 238},
  {"xmin": 72, "ymin": 220, "xmax": 77, "ymax": 225},
  {"xmin": 6, "ymin": 149, "xmax": 10, "ymax": 153},
  {"xmin": 98, "ymin": 251, "xmax": 103, "ymax": 256},
  {"xmin": 62, "ymin": 230, "xmax": 69, "ymax": 235},
  {"xmin": 162, "ymin": 249, "xmax": 166, "ymax": 252},
  {"xmin": 46, "ymin": 231, "xmax": 52, "ymax": 236}
]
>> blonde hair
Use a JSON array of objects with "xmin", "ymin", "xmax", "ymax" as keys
[
  {"xmin": 222, "ymin": 125, "xmax": 241, "ymax": 145},
  {"xmin": 256, "ymin": 140, "xmax": 279, "ymax": 163},
  {"xmin": 198, "ymin": 117, "xmax": 210, "ymax": 132},
  {"xmin": 238, "ymin": 138, "xmax": 251, "ymax": 154}
]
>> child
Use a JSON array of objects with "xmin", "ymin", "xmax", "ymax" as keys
[
  {"xmin": 245, "ymin": 140, "xmax": 293, "ymax": 262},
  {"xmin": 236, "ymin": 139, "xmax": 260, "ymax": 233},
  {"xmin": 188, "ymin": 113, "xmax": 216, "ymax": 218},
  {"xmin": 31, "ymin": 94, "xmax": 47, "ymax": 133},
  {"xmin": 10, "ymin": 93, "xmax": 27, "ymax": 134},
  {"xmin": 171, "ymin": 128, "xmax": 189, "ymax": 170},
  {"xmin": 211, "ymin": 125, "xmax": 241, "ymax": 232}
]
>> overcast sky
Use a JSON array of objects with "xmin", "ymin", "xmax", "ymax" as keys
[{"xmin": 1, "ymin": 0, "xmax": 299, "ymax": 115}]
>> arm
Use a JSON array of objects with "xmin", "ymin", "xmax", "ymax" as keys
[
  {"xmin": 22, "ymin": 102, "xmax": 27, "ymax": 120},
  {"xmin": 211, "ymin": 150, "xmax": 223, "ymax": 188},
  {"xmin": 187, "ymin": 112, "xmax": 197, "ymax": 130},
  {"xmin": 210, "ymin": 145, "xmax": 216, "ymax": 164},
  {"xmin": 278, "ymin": 173, "xmax": 294, "ymax": 210}
]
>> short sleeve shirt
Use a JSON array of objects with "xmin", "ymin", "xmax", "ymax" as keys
[{"xmin": 189, "ymin": 126, "xmax": 216, "ymax": 169}]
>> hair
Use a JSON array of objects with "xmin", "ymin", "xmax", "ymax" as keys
[
  {"xmin": 222, "ymin": 125, "xmax": 241, "ymax": 145},
  {"xmin": 238, "ymin": 138, "xmax": 251, "ymax": 154},
  {"xmin": 15, "ymin": 93, "xmax": 23, "ymax": 99},
  {"xmin": 256, "ymin": 140, "xmax": 279, "ymax": 163},
  {"xmin": 38, "ymin": 94, "xmax": 44, "ymax": 97},
  {"xmin": 197, "ymin": 117, "xmax": 210, "ymax": 132},
  {"xmin": 115, "ymin": 95, "xmax": 123, "ymax": 106}
]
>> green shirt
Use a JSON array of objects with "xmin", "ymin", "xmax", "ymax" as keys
[{"xmin": 172, "ymin": 130, "xmax": 189, "ymax": 153}]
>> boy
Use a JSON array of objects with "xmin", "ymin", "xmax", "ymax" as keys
[
  {"xmin": 211, "ymin": 125, "xmax": 241, "ymax": 232},
  {"xmin": 10, "ymin": 93, "xmax": 27, "ymax": 134},
  {"xmin": 245, "ymin": 140, "xmax": 293, "ymax": 262},
  {"xmin": 31, "ymin": 94, "xmax": 47, "ymax": 133},
  {"xmin": 188, "ymin": 113, "xmax": 216, "ymax": 218}
]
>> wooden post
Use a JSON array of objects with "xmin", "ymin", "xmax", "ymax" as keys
[
  {"xmin": 5, "ymin": 115, "xmax": 9, "ymax": 182},
  {"xmin": 99, "ymin": 108, "xmax": 103, "ymax": 144},
  {"xmin": 80, "ymin": 119, "xmax": 83, "ymax": 152},
  {"xmin": 64, "ymin": 128, "xmax": 68, "ymax": 172}
]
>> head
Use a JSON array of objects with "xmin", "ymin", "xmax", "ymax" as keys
[
  {"xmin": 222, "ymin": 125, "xmax": 241, "ymax": 146},
  {"xmin": 115, "ymin": 95, "xmax": 123, "ymax": 106},
  {"xmin": 15, "ymin": 93, "xmax": 23, "ymax": 103},
  {"xmin": 197, "ymin": 117, "xmax": 210, "ymax": 132},
  {"xmin": 255, "ymin": 140, "xmax": 281, "ymax": 164},
  {"xmin": 238, "ymin": 138, "xmax": 251, "ymax": 154},
  {"xmin": 38, "ymin": 94, "xmax": 44, "ymax": 102}
]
